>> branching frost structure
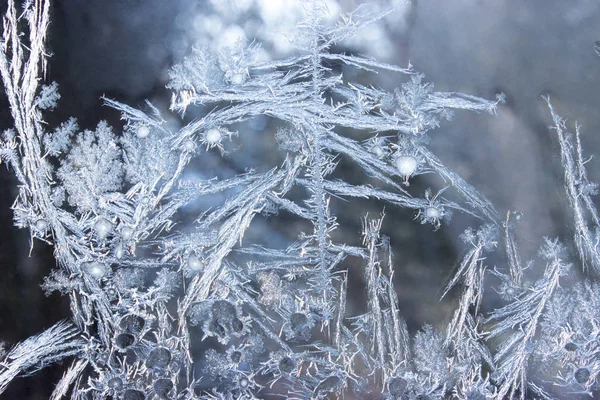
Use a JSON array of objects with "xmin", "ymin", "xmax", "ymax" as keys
[{"xmin": 1, "ymin": 1, "xmax": 599, "ymax": 399}]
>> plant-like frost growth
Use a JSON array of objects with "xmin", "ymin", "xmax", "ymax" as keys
[{"xmin": 0, "ymin": 1, "xmax": 599, "ymax": 400}]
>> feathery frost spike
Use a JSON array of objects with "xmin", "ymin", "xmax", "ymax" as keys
[
  {"xmin": 443, "ymin": 225, "xmax": 497, "ymax": 348},
  {"xmin": 485, "ymin": 238, "xmax": 570, "ymax": 400},
  {"xmin": 0, "ymin": 321, "xmax": 82, "ymax": 395},
  {"xmin": 545, "ymin": 97, "xmax": 600, "ymax": 274}
]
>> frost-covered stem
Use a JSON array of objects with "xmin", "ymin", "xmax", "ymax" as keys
[
  {"xmin": 363, "ymin": 217, "xmax": 386, "ymax": 382},
  {"xmin": 0, "ymin": 321, "xmax": 83, "ymax": 395},
  {"xmin": 133, "ymin": 152, "xmax": 192, "ymax": 241},
  {"xmin": 444, "ymin": 260, "xmax": 484, "ymax": 347},
  {"xmin": 499, "ymin": 280, "xmax": 554, "ymax": 400},
  {"xmin": 307, "ymin": 18, "xmax": 332, "ymax": 306},
  {"xmin": 49, "ymin": 359, "xmax": 88, "ymax": 400},
  {"xmin": 486, "ymin": 239, "xmax": 567, "ymax": 400},
  {"xmin": 0, "ymin": 0, "xmax": 54, "ymax": 244},
  {"xmin": 546, "ymin": 97, "xmax": 600, "ymax": 273},
  {"xmin": 574, "ymin": 127, "xmax": 600, "ymax": 228},
  {"xmin": 153, "ymin": 153, "xmax": 190, "ymax": 205},
  {"xmin": 0, "ymin": 0, "xmax": 112, "ymax": 340},
  {"xmin": 333, "ymin": 272, "xmax": 347, "ymax": 349},
  {"xmin": 0, "ymin": 0, "xmax": 53, "ymax": 219},
  {"xmin": 443, "ymin": 252, "xmax": 484, "ymax": 347},
  {"xmin": 310, "ymin": 126, "xmax": 331, "ymax": 293},
  {"xmin": 442, "ymin": 226, "xmax": 495, "ymax": 347},
  {"xmin": 504, "ymin": 211, "xmax": 524, "ymax": 285},
  {"xmin": 386, "ymin": 261, "xmax": 410, "ymax": 366}
]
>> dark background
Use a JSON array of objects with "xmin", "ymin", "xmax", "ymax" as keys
[{"xmin": 1, "ymin": 0, "xmax": 600, "ymax": 398}]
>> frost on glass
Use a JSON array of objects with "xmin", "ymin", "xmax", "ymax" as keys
[{"xmin": 0, "ymin": 1, "xmax": 599, "ymax": 399}]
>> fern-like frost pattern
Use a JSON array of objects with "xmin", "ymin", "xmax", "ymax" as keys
[{"xmin": 0, "ymin": 1, "xmax": 598, "ymax": 400}]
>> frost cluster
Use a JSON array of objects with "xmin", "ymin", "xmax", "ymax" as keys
[{"xmin": 0, "ymin": 1, "xmax": 599, "ymax": 400}]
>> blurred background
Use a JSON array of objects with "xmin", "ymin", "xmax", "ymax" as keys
[{"xmin": 1, "ymin": 0, "xmax": 600, "ymax": 398}]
